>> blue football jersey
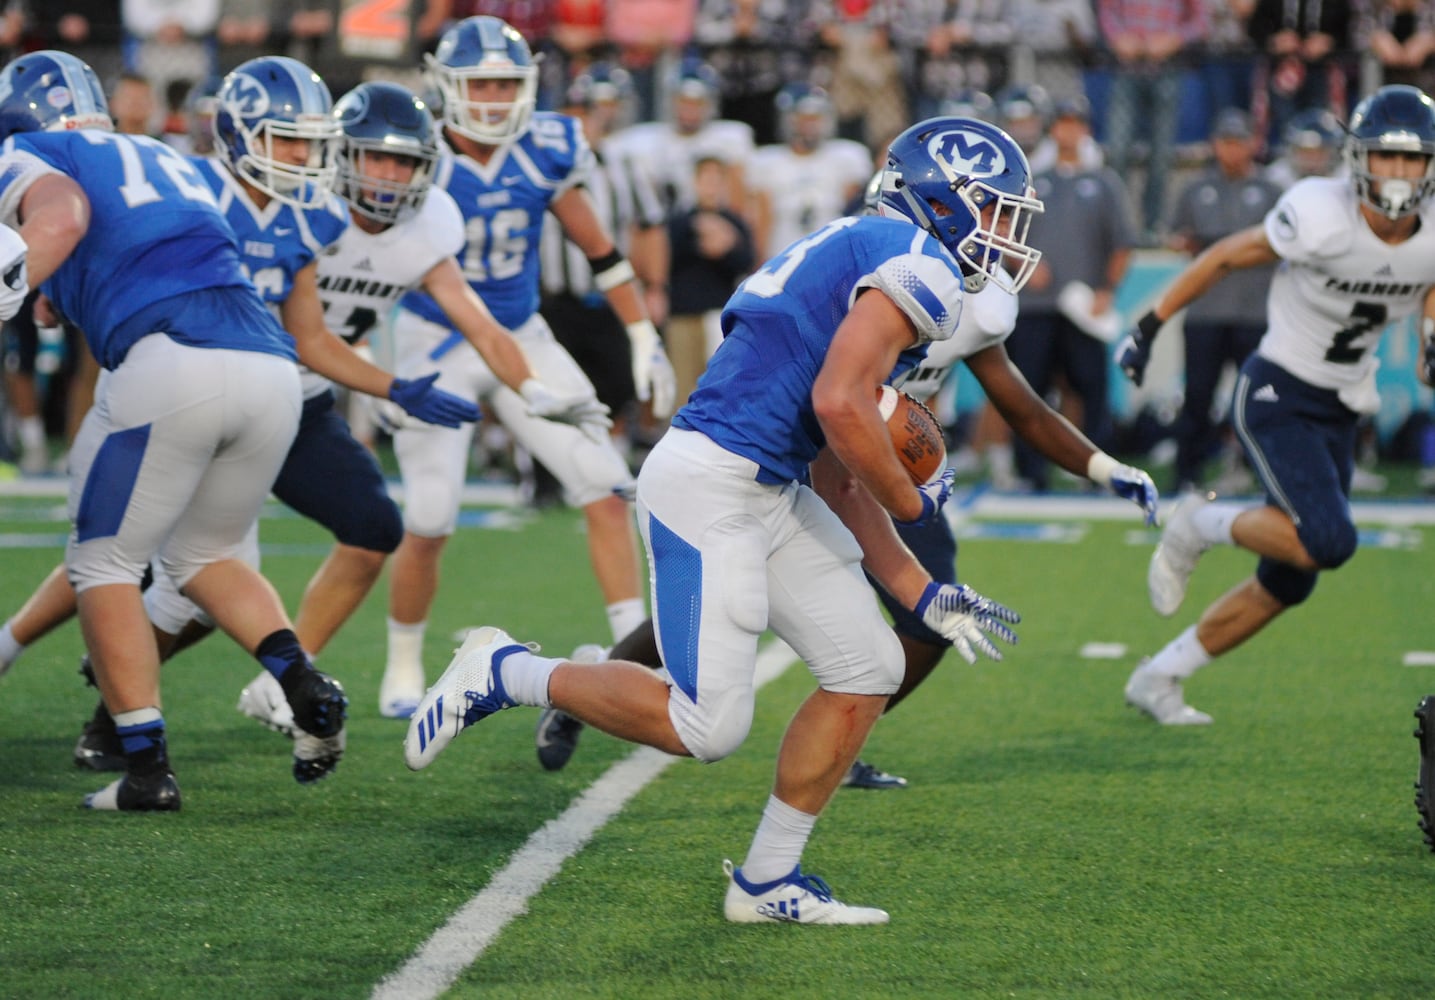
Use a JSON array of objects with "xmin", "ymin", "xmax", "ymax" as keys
[
  {"xmin": 674, "ymin": 216, "xmax": 967, "ymax": 484},
  {"xmin": 399, "ymin": 112, "xmax": 593, "ymax": 333},
  {"xmin": 190, "ymin": 156, "xmax": 350, "ymax": 313},
  {"xmin": 0, "ymin": 131, "xmax": 294, "ymax": 369}
]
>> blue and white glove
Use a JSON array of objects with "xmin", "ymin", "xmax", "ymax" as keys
[
  {"xmin": 1088, "ymin": 453, "xmax": 1159, "ymax": 526},
  {"xmin": 388, "ymin": 373, "xmax": 480, "ymax": 428},
  {"xmin": 893, "ymin": 468, "xmax": 956, "ymax": 526},
  {"xmin": 913, "ymin": 582, "xmax": 1020, "ymax": 664},
  {"xmin": 627, "ymin": 319, "xmax": 677, "ymax": 419},
  {"xmin": 1115, "ymin": 310, "xmax": 1163, "ymax": 387},
  {"xmin": 519, "ymin": 379, "xmax": 613, "ymax": 444}
]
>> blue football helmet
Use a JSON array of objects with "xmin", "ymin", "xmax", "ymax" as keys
[
  {"xmin": 1344, "ymin": 84, "xmax": 1435, "ymax": 218},
  {"xmin": 671, "ymin": 56, "xmax": 719, "ymax": 133},
  {"xmin": 561, "ymin": 62, "xmax": 634, "ymax": 132},
  {"xmin": 879, "ymin": 116, "xmax": 1044, "ymax": 294},
  {"xmin": 0, "ymin": 50, "xmax": 111, "ymax": 139},
  {"xmin": 333, "ymin": 82, "xmax": 438, "ymax": 225},
  {"xmin": 214, "ymin": 56, "xmax": 341, "ymax": 208},
  {"xmin": 425, "ymin": 16, "xmax": 538, "ymax": 144},
  {"xmin": 775, "ymin": 83, "xmax": 834, "ymax": 150}
]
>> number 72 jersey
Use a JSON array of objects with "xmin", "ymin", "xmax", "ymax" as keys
[{"xmin": 1262, "ymin": 176, "xmax": 1435, "ymax": 393}]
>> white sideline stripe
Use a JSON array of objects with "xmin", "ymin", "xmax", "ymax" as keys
[{"xmin": 372, "ymin": 638, "xmax": 799, "ymax": 1000}]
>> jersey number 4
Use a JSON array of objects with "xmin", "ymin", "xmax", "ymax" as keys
[{"xmin": 1326, "ymin": 301, "xmax": 1385, "ymax": 364}]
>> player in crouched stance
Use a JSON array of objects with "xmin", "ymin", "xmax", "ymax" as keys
[
  {"xmin": 1115, "ymin": 85, "xmax": 1435, "ymax": 725},
  {"xmin": 403, "ymin": 117, "xmax": 1052, "ymax": 924}
]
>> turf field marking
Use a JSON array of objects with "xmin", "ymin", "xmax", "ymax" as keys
[{"xmin": 372, "ymin": 638, "xmax": 799, "ymax": 1000}]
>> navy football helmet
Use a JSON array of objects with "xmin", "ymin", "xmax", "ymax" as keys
[
  {"xmin": 425, "ymin": 16, "xmax": 538, "ymax": 144},
  {"xmin": 561, "ymin": 62, "xmax": 634, "ymax": 132},
  {"xmin": 671, "ymin": 56, "xmax": 719, "ymax": 133},
  {"xmin": 1344, "ymin": 84, "xmax": 1435, "ymax": 218},
  {"xmin": 333, "ymin": 82, "xmax": 438, "ymax": 225},
  {"xmin": 0, "ymin": 50, "xmax": 111, "ymax": 139},
  {"xmin": 879, "ymin": 116, "xmax": 1044, "ymax": 294},
  {"xmin": 214, "ymin": 56, "xmax": 341, "ymax": 208},
  {"xmin": 775, "ymin": 83, "xmax": 834, "ymax": 150}
]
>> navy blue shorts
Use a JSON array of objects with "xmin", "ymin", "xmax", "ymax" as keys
[
  {"xmin": 1233, "ymin": 354, "xmax": 1357, "ymax": 563},
  {"xmin": 272, "ymin": 390, "xmax": 403, "ymax": 553},
  {"xmin": 872, "ymin": 512, "xmax": 958, "ymax": 647}
]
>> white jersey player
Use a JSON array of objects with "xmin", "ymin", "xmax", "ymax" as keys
[
  {"xmin": 746, "ymin": 84, "xmax": 872, "ymax": 261},
  {"xmin": 1116, "ymin": 84, "xmax": 1435, "ymax": 727}
]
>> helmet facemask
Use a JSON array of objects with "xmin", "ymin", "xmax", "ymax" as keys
[
  {"xmin": 340, "ymin": 142, "xmax": 436, "ymax": 224},
  {"xmin": 426, "ymin": 56, "xmax": 537, "ymax": 144},
  {"xmin": 230, "ymin": 112, "xmax": 343, "ymax": 207},
  {"xmin": 1346, "ymin": 142, "xmax": 1435, "ymax": 219}
]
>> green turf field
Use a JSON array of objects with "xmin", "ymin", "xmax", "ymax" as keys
[{"xmin": 1, "ymin": 492, "xmax": 1432, "ymax": 999}]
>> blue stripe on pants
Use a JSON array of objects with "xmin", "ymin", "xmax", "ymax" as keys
[
  {"xmin": 648, "ymin": 512, "xmax": 702, "ymax": 702},
  {"xmin": 76, "ymin": 423, "xmax": 151, "ymax": 542}
]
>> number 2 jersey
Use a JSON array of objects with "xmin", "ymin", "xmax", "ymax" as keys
[
  {"xmin": 674, "ymin": 215, "xmax": 967, "ymax": 485},
  {"xmin": 0, "ymin": 131, "xmax": 294, "ymax": 369},
  {"xmin": 398, "ymin": 112, "xmax": 592, "ymax": 334},
  {"xmin": 1262, "ymin": 176, "xmax": 1435, "ymax": 393}
]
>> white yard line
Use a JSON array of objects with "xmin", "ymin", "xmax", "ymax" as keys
[{"xmin": 372, "ymin": 639, "xmax": 799, "ymax": 1000}]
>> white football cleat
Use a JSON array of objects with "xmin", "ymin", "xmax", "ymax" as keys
[
  {"xmin": 237, "ymin": 670, "xmax": 298, "ymax": 738},
  {"xmin": 1124, "ymin": 662, "xmax": 1212, "ymax": 726},
  {"xmin": 403, "ymin": 626, "xmax": 534, "ymax": 771},
  {"xmin": 722, "ymin": 860, "xmax": 889, "ymax": 925},
  {"xmin": 379, "ymin": 659, "xmax": 425, "ymax": 720},
  {"xmin": 1148, "ymin": 493, "xmax": 1212, "ymax": 617}
]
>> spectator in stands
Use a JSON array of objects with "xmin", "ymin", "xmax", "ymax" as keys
[
  {"xmin": 695, "ymin": 0, "xmax": 809, "ymax": 146},
  {"xmin": 122, "ymin": 0, "xmax": 220, "ymax": 111},
  {"xmin": 606, "ymin": 0, "xmax": 698, "ymax": 122},
  {"xmin": 108, "ymin": 70, "xmax": 157, "ymax": 135},
  {"xmin": 1097, "ymin": 0, "xmax": 1209, "ymax": 244},
  {"xmin": 899, "ymin": 1, "xmax": 1016, "ymax": 122},
  {"xmin": 1360, "ymin": 0, "xmax": 1435, "ymax": 90},
  {"xmin": 666, "ymin": 155, "xmax": 755, "ymax": 410},
  {"xmin": 23, "ymin": 2, "xmax": 126, "ymax": 84},
  {"xmin": 1247, "ymin": 0, "xmax": 1354, "ymax": 153},
  {"xmin": 216, "ymin": 0, "xmax": 272, "ymax": 69},
  {"xmin": 1007, "ymin": 0, "xmax": 1100, "ymax": 100},
  {"xmin": 1200, "ymin": 0, "xmax": 1258, "ymax": 124},
  {"xmin": 808, "ymin": 0, "xmax": 908, "ymax": 153},
  {"xmin": 1164, "ymin": 108, "xmax": 1282, "ymax": 495},
  {"xmin": 1009, "ymin": 96, "xmax": 1137, "ymax": 491}
]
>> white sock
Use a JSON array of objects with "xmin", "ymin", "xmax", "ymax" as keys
[
  {"xmin": 17, "ymin": 415, "xmax": 44, "ymax": 452},
  {"xmin": 605, "ymin": 598, "xmax": 647, "ymax": 646},
  {"xmin": 497, "ymin": 649, "xmax": 559, "ymax": 708},
  {"xmin": 1191, "ymin": 502, "xmax": 1240, "ymax": 547},
  {"xmin": 740, "ymin": 795, "xmax": 818, "ymax": 884},
  {"xmin": 1144, "ymin": 625, "xmax": 1212, "ymax": 680},
  {"xmin": 986, "ymin": 442, "xmax": 1014, "ymax": 478},
  {"xmin": 0, "ymin": 621, "xmax": 24, "ymax": 670},
  {"xmin": 386, "ymin": 618, "xmax": 425, "ymax": 671}
]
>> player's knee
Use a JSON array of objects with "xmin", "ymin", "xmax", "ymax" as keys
[
  {"xmin": 812, "ymin": 626, "xmax": 904, "ymax": 695},
  {"xmin": 565, "ymin": 438, "xmax": 634, "ymax": 507},
  {"xmin": 1256, "ymin": 558, "xmax": 1318, "ymax": 607},
  {"xmin": 1297, "ymin": 516, "xmax": 1357, "ymax": 570},
  {"xmin": 334, "ymin": 497, "xmax": 403, "ymax": 553},
  {"xmin": 676, "ymin": 687, "xmax": 755, "ymax": 763},
  {"xmin": 402, "ymin": 487, "xmax": 460, "ymax": 538}
]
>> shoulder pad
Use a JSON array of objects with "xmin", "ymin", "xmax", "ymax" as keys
[{"xmin": 1265, "ymin": 178, "xmax": 1355, "ymax": 260}]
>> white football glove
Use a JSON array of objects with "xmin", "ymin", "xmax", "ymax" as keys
[
  {"xmin": 627, "ymin": 319, "xmax": 677, "ymax": 418},
  {"xmin": 368, "ymin": 395, "xmax": 420, "ymax": 435},
  {"xmin": 0, "ymin": 223, "xmax": 28, "ymax": 322},
  {"xmin": 519, "ymin": 378, "xmax": 613, "ymax": 444},
  {"xmin": 913, "ymin": 582, "xmax": 1020, "ymax": 664}
]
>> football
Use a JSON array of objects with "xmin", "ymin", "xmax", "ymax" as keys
[{"xmin": 876, "ymin": 384, "xmax": 947, "ymax": 485}]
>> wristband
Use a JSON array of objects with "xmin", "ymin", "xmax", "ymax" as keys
[
  {"xmin": 1086, "ymin": 451, "xmax": 1119, "ymax": 487},
  {"xmin": 1137, "ymin": 309, "xmax": 1162, "ymax": 340}
]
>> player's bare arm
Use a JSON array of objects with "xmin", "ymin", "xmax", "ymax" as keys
[
  {"xmin": 1150, "ymin": 224, "xmax": 1280, "ymax": 322},
  {"xmin": 16, "ymin": 174, "xmax": 89, "ymax": 284},
  {"xmin": 281, "ymin": 260, "xmax": 397, "ymax": 399},
  {"xmin": 812, "ymin": 288, "xmax": 927, "ymax": 524},
  {"xmin": 421, "ymin": 256, "xmax": 539, "ymax": 391},
  {"xmin": 550, "ymin": 185, "xmax": 648, "ymax": 324},
  {"xmin": 967, "ymin": 343, "xmax": 1097, "ymax": 476},
  {"xmin": 810, "ymin": 447, "xmax": 932, "ymax": 610}
]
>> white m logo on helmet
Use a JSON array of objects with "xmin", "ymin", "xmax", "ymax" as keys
[
  {"xmin": 929, "ymin": 130, "xmax": 1006, "ymax": 180},
  {"xmin": 224, "ymin": 73, "xmax": 271, "ymax": 118}
]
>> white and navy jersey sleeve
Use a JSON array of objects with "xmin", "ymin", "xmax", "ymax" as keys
[
  {"xmin": 895, "ymin": 283, "xmax": 1018, "ymax": 400},
  {"xmin": 857, "ymin": 227, "xmax": 966, "ymax": 346}
]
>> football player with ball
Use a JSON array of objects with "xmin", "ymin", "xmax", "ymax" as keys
[{"xmin": 401, "ymin": 115, "xmax": 1155, "ymax": 924}]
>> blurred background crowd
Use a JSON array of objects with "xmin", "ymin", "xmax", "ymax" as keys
[{"xmin": 4, "ymin": 0, "xmax": 1435, "ymax": 498}]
